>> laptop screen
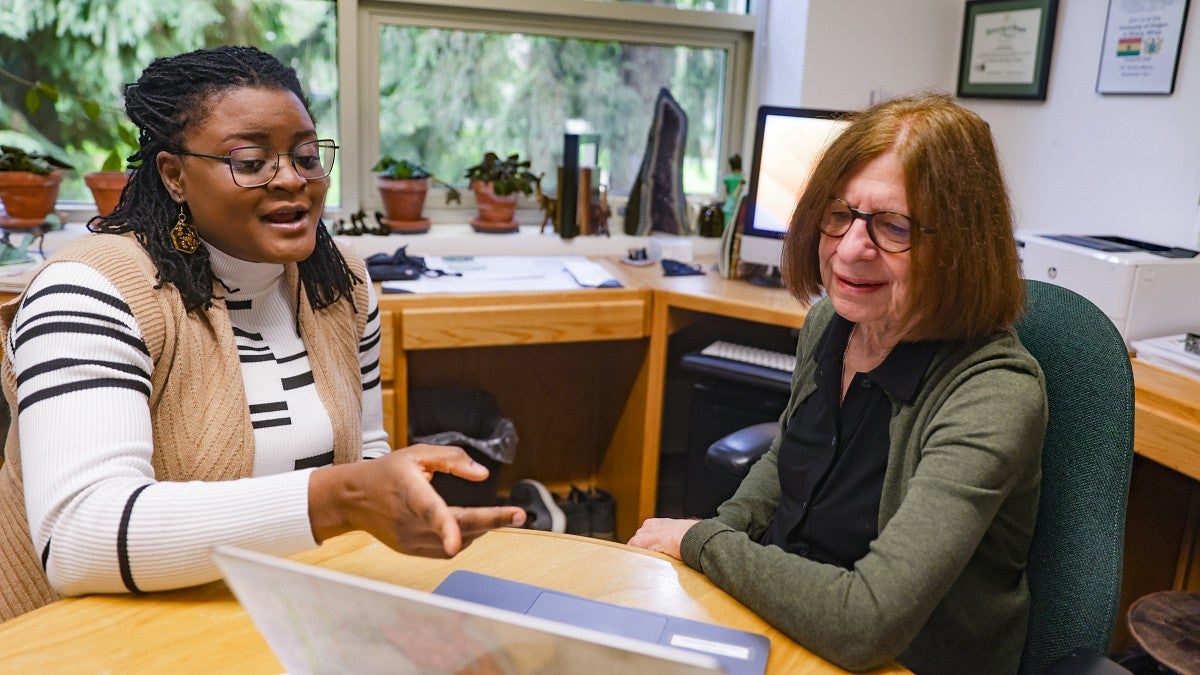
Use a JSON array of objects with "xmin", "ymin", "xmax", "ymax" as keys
[{"xmin": 214, "ymin": 545, "xmax": 723, "ymax": 675}]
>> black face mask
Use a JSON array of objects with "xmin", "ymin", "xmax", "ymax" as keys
[{"xmin": 365, "ymin": 246, "xmax": 461, "ymax": 282}]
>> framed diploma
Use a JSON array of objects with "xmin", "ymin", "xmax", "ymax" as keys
[
  {"xmin": 1096, "ymin": 0, "xmax": 1190, "ymax": 94},
  {"xmin": 957, "ymin": 0, "xmax": 1059, "ymax": 100}
]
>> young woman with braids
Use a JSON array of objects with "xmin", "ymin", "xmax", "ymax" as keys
[{"xmin": 0, "ymin": 46, "xmax": 524, "ymax": 623}]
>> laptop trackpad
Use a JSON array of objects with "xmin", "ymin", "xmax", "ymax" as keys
[{"xmin": 529, "ymin": 591, "xmax": 668, "ymax": 642}]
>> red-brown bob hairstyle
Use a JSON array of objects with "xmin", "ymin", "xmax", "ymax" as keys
[{"xmin": 781, "ymin": 92, "xmax": 1024, "ymax": 341}]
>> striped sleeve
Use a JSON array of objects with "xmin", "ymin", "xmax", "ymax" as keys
[
  {"xmin": 11, "ymin": 261, "xmax": 317, "ymax": 596},
  {"xmin": 359, "ymin": 276, "xmax": 391, "ymax": 459}
]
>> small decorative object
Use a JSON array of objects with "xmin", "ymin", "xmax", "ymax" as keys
[
  {"xmin": 1096, "ymin": 0, "xmax": 1189, "ymax": 95},
  {"xmin": 462, "ymin": 152, "xmax": 539, "ymax": 234},
  {"xmin": 957, "ymin": 0, "xmax": 1059, "ymax": 101},
  {"xmin": 330, "ymin": 208, "xmax": 387, "ymax": 236},
  {"xmin": 624, "ymin": 88, "xmax": 689, "ymax": 236},
  {"xmin": 534, "ymin": 174, "xmax": 558, "ymax": 233},
  {"xmin": 721, "ymin": 154, "xmax": 745, "ymax": 229},
  {"xmin": 1186, "ymin": 332, "xmax": 1200, "ymax": 356},
  {"xmin": 697, "ymin": 203, "xmax": 723, "ymax": 238},
  {"xmin": 372, "ymin": 156, "xmax": 460, "ymax": 234},
  {"xmin": 0, "ymin": 145, "xmax": 73, "ymax": 228}
]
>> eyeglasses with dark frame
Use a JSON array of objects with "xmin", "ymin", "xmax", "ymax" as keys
[
  {"xmin": 175, "ymin": 139, "xmax": 338, "ymax": 188},
  {"xmin": 819, "ymin": 196, "xmax": 929, "ymax": 253}
]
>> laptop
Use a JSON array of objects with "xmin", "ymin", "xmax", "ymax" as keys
[
  {"xmin": 213, "ymin": 545, "xmax": 726, "ymax": 675},
  {"xmin": 434, "ymin": 570, "xmax": 769, "ymax": 675}
]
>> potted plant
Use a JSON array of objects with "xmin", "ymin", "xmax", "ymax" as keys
[
  {"xmin": 84, "ymin": 124, "xmax": 139, "ymax": 217},
  {"xmin": 372, "ymin": 156, "xmax": 460, "ymax": 234},
  {"xmin": 0, "ymin": 145, "xmax": 73, "ymax": 228},
  {"xmin": 463, "ymin": 152, "xmax": 539, "ymax": 233}
]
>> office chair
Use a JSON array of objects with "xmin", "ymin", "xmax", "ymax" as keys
[{"xmin": 705, "ymin": 280, "xmax": 1136, "ymax": 674}]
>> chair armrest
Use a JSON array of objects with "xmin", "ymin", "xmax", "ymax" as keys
[{"xmin": 705, "ymin": 422, "xmax": 776, "ymax": 479}]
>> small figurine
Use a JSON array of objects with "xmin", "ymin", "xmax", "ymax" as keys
[
  {"xmin": 721, "ymin": 154, "xmax": 745, "ymax": 229},
  {"xmin": 535, "ymin": 174, "xmax": 559, "ymax": 233}
]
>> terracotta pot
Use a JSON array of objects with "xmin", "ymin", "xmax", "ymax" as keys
[
  {"xmin": 0, "ymin": 170, "xmax": 65, "ymax": 221},
  {"xmin": 377, "ymin": 176, "xmax": 429, "ymax": 221},
  {"xmin": 84, "ymin": 170, "xmax": 130, "ymax": 216},
  {"xmin": 470, "ymin": 181, "xmax": 519, "ymax": 233}
]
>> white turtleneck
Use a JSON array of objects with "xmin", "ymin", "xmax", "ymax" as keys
[{"xmin": 7, "ymin": 245, "xmax": 389, "ymax": 596}]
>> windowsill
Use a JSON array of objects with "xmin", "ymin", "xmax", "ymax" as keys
[
  {"xmin": 13, "ymin": 218, "xmax": 723, "ymax": 264},
  {"xmin": 334, "ymin": 223, "xmax": 724, "ymax": 260}
]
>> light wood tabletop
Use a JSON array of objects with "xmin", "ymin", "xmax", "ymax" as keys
[{"xmin": 0, "ymin": 528, "xmax": 907, "ymax": 674}]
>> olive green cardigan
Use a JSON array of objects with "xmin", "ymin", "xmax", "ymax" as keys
[{"xmin": 681, "ymin": 299, "xmax": 1047, "ymax": 674}]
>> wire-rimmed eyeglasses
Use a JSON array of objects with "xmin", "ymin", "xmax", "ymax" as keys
[
  {"xmin": 175, "ymin": 139, "xmax": 338, "ymax": 188},
  {"xmin": 819, "ymin": 197, "xmax": 927, "ymax": 253}
]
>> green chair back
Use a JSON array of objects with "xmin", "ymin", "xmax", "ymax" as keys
[{"xmin": 1016, "ymin": 280, "xmax": 1136, "ymax": 673}]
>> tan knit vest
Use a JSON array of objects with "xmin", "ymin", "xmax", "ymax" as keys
[{"xmin": 0, "ymin": 233, "xmax": 369, "ymax": 622}]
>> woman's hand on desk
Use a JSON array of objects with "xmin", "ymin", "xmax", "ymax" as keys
[
  {"xmin": 628, "ymin": 518, "xmax": 699, "ymax": 560},
  {"xmin": 308, "ymin": 445, "xmax": 526, "ymax": 558}
]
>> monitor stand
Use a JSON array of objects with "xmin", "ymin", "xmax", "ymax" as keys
[{"xmin": 745, "ymin": 265, "xmax": 783, "ymax": 288}]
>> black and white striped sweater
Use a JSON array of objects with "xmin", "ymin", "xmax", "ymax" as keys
[{"xmin": 6, "ymin": 245, "xmax": 389, "ymax": 596}]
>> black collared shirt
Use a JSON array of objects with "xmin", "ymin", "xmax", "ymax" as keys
[{"xmin": 762, "ymin": 314, "xmax": 939, "ymax": 569}]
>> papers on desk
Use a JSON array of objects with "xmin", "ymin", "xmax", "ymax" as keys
[
  {"xmin": 1131, "ymin": 334, "xmax": 1200, "ymax": 380},
  {"xmin": 380, "ymin": 255, "xmax": 622, "ymax": 294}
]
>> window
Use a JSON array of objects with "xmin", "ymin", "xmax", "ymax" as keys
[
  {"xmin": 2, "ymin": 0, "xmax": 757, "ymax": 219},
  {"xmin": 350, "ymin": 0, "xmax": 756, "ymax": 215}
]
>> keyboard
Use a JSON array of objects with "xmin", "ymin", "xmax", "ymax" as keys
[
  {"xmin": 680, "ymin": 341, "xmax": 796, "ymax": 393},
  {"xmin": 700, "ymin": 340, "xmax": 796, "ymax": 373}
]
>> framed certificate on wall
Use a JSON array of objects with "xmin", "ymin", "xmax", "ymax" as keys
[
  {"xmin": 1096, "ymin": 0, "xmax": 1191, "ymax": 94},
  {"xmin": 957, "ymin": 0, "xmax": 1060, "ymax": 100}
]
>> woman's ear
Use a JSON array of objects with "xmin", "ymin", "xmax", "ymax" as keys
[{"xmin": 157, "ymin": 150, "xmax": 185, "ymax": 203}]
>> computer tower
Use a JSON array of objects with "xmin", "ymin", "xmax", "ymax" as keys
[{"xmin": 681, "ymin": 375, "xmax": 789, "ymax": 518}]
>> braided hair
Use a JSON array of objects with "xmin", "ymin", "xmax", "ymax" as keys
[{"xmin": 90, "ymin": 45, "xmax": 359, "ymax": 313}]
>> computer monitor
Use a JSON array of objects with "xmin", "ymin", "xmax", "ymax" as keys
[{"xmin": 738, "ymin": 106, "xmax": 851, "ymax": 285}]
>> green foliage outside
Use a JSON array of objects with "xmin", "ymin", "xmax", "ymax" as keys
[
  {"xmin": 0, "ymin": 0, "xmax": 734, "ymax": 206},
  {"xmin": 377, "ymin": 25, "xmax": 726, "ymax": 196},
  {"xmin": 0, "ymin": 0, "xmax": 338, "ymax": 203}
]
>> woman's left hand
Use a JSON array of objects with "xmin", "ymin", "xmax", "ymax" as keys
[{"xmin": 627, "ymin": 518, "xmax": 698, "ymax": 560}]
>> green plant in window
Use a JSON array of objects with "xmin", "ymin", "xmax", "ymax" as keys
[
  {"xmin": 462, "ymin": 152, "xmax": 540, "ymax": 197},
  {"xmin": 0, "ymin": 145, "xmax": 74, "ymax": 174},
  {"xmin": 372, "ymin": 155, "xmax": 460, "ymax": 203}
]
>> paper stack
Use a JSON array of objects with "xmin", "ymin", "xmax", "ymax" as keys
[{"xmin": 1131, "ymin": 334, "xmax": 1200, "ymax": 380}]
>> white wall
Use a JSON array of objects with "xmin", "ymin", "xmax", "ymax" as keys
[{"xmin": 760, "ymin": 0, "xmax": 1200, "ymax": 248}]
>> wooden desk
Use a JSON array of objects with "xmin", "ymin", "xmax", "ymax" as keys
[
  {"xmin": 0, "ymin": 529, "xmax": 906, "ymax": 674},
  {"xmin": 377, "ymin": 261, "xmax": 657, "ymax": 539},
  {"xmin": 1131, "ymin": 359, "xmax": 1200, "ymax": 483},
  {"xmin": 373, "ymin": 262, "xmax": 808, "ymax": 539}
]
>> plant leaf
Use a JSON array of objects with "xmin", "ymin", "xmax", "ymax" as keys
[
  {"xmin": 24, "ymin": 89, "xmax": 40, "ymax": 115},
  {"xmin": 102, "ymin": 150, "xmax": 123, "ymax": 172},
  {"xmin": 82, "ymin": 100, "xmax": 101, "ymax": 120}
]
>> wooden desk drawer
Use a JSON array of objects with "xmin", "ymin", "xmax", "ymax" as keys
[{"xmin": 401, "ymin": 299, "xmax": 647, "ymax": 349}]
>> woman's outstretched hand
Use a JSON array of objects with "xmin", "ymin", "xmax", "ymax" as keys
[
  {"xmin": 308, "ymin": 444, "xmax": 525, "ymax": 558},
  {"xmin": 627, "ymin": 517, "xmax": 698, "ymax": 561}
]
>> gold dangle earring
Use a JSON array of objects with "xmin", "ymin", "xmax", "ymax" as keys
[{"xmin": 170, "ymin": 203, "xmax": 200, "ymax": 254}]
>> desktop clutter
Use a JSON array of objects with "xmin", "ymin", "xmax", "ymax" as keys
[{"xmin": 408, "ymin": 387, "xmax": 616, "ymax": 541}]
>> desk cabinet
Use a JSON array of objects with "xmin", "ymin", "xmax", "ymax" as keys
[{"xmin": 376, "ymin": 284, "xmax": 657, "ymax": 539}]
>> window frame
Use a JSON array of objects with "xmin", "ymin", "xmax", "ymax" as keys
[{"xmin": 337, "ymin": 0, "xmax": 758, "ymax": 218}]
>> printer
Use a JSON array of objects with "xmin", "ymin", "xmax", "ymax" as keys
[{"xmin": 1017, "ymin": 233, "xmax": 1200, "ymax": 347}]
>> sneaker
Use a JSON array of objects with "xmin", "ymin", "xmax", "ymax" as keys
[
  {"xmin": 587, "ymin": 487, "xmax": 616, "ymax": 541},
  {"xmin": 559, "ymin": 486, "xmax": 591, "ymax": 536},
  {"xmin": 510, "ymin": 479, "xmax": 566, "ymax": 533}
]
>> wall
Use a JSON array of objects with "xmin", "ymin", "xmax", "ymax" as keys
[{"xmin": 760, "ymin": 0, "xmax": 1200, "ymax": 248}]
